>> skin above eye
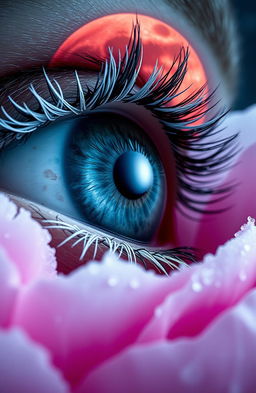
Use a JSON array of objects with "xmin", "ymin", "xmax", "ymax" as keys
[
  {"xmin": 0, "ymin": 0, "xmax": 238, "ymax": 273},
  {"xmin": 50, "ymin": 13, "xmax": 207, "ymax": 107},
  {"xmin": 0, "ymin": 0, "xmax": 237, "ymax": 106}
]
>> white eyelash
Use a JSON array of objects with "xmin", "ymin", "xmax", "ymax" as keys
[
  {"xmin": 42, "ymin": 218, "xmax": 188, "ymax": 275},
  {"xmin": 0, "ymin": 45, "xmax": 161, "ymax": 135}
]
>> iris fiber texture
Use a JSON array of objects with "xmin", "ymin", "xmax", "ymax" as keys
[{"xmin": 65, "ymin": 113, "xmax": 166, "ymax": 241}]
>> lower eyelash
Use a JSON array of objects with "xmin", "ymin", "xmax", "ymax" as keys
[{"xmin": 42, "ymin": 218, "xmax": 193, "ymax": 275}]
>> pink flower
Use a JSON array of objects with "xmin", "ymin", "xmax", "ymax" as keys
[
  {"xmin": 1, "ymin": 106, "xmax": 256, "ymax": 393},
  {"xmin": 176, "ymin": 105, "xmax": 256, "ymax": 255}
]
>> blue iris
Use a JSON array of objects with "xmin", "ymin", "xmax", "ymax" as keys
[{"xmin": 64, "ymin": 113, "xmax": 166, "ymax": 241}]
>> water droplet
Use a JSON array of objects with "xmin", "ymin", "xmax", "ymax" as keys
[
  {"xmin": 103, "ymin": 252, "xmax": 117, "ymax": 266},
  {"xmin": 247, "ymin": 216, "xmax": 255, "ymax": 224},
  {"xmin": 244, "ymin": 244, "xmax": 251, "ymax": 252},
  {"xmin": 240, "ymin": 249, "xmax": 246, "ymax": 257},
  {"xmin": 107, "ymin": 276, "xmax": 118, "ymax": 287},
  {"xmin": 192, "ymin": 281, "xmax": 202, "ymax": 292},
  {"xmin": 154, "ymin": 306, "xmax": 163, "ymax": 318},
  {"xmin": 239, "ymin": 271, "xmax": 247, "ymax": 281},
  {"xmin": 201, "ymin": 268, "xmax": 214, "ymax": 286},
  {"xmin": 129, "ymin": 279, "xmax": 140, "ymax": 289},
  {"xmin": 235, "ymin": 217, "xmax": 255, "ymax": 237}
]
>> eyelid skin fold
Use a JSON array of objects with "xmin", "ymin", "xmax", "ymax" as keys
[{"xmin": 50, "ymin": 13, "xmax": 207, "ymax": 108}]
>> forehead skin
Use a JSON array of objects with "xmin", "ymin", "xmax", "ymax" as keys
[{"xmin": 0, "ymin": 0, "xmax": 237, "ymax": 99}]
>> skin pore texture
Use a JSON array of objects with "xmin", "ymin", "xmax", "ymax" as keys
[{"xmin": 0, "ymin": 0, "xmax": 238, "ymax": 273}]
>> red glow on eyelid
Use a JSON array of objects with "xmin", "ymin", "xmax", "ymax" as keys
[{"xmin": 50, "ymin": 13, "xmax": 207, "ymax": 108}]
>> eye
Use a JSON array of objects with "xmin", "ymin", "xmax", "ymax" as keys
[
  {"xmin": 0, "ymin": 13, "xmax": 238, "ymax": 274},
  {"xmin": 0, "ymin": 109, "xmax": 167, "ymax": 242}
]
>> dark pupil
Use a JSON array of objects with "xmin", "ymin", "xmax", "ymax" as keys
[{"xmin": 113, "ymin": 151, "xmax": 153, "ymax": 199}]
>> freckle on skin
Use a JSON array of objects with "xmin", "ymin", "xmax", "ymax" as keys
[
  {"xmin": 42, "ymin": 185, "xmax": 48, "ymax": 191},
  {"xmin": 43, "ymin": 169, "xmax": 58, "ymax": 180},
  {"xmin": 56, "ymin": 192, "xmax": 64, "ymax": 202}
]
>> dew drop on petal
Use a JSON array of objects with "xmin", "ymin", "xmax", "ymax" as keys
[
  {"xmin": 129, "ymin": 279, "xmax": 140, "ymax": 289},
  {"xmin": 107, "ymin": 276, "xmax": 118, "ymax": 287},
  {"xmin": 154, "ymin": 306, "xmax": 163, "ymax": 318},
  {"xmin": 244, "ymin": 244, "xmax": 251, "ymax": 252},
  {"xmin": 88, "ymin": 264, "xmax": 100, "ymax": 275},
  {"xmin": 236, "ymin": 217, "xmax": 256, "ymax": 237},
  {"xmin": 201, "ymin": 268, "xmax": 215, "ymax": 286},
  {"xmin": 103, "ymin": 251, "xmax": 118, "ymax": 266},
  {"xmin": 192, "ymin": 281, "xmax": 203, "ymax": 292},
  {"xmin": 247, "ymin": 216, "xmax": 255, "ymax": 224},
  {"xmin": 239, "ymin": 271, "xmax": 247, "ymax": 281}
]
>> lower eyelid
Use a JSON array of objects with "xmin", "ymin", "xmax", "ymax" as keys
[{"xmin": 6, "ymin": 192, "xmax": 190, "ymax": 275}]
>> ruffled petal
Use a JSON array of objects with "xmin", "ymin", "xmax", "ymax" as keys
[
  {"xmin": 175, "ymin": 105, "xmax": 256, "ymax": 254},
  {"xmin": 0, "ymin": 247, "xmax": 19, "ymax": 327},
  {"xmin": 195, "ymin": 105, "xmax": 256, "ymax": 254},
  {"xmin": 79, "ymin": 288, "xmax": 256, "ymax": 393},
  {"xmin": 12, "ymin": 253, "xmax": 191, "ymax": 387},
  {"xmin": 0, "ymin": 328, "xmax": 69, "ymax": 393},
  {"xmin": 138, "ymin": 217, "xmax": 256, "ymax": 342},
  {"xmin": 0, "ymin": 193, "xmax": 57, "ymax": 283}
]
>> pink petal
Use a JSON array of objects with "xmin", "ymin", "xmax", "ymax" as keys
[
  {"xmin": 175, "ymin": 105, "xmax": 256, "ymax": 254},
  {"xmin": 79, "ymin": 288, "xmax": 256, "ymax": 393},
  {"xmin": 0, "ymin": 247, "xmax": 19, "ymax": 327},
  {"xmin": 138, "ymin": 217, "xmax": 256, "ymax": 342},
  {"xmin": 0, "ymin": 328, "xmax": 69, "ymax": 393},
  {"xmin": 12, "ymin": 253, "xmax": 191, "ymax": 387},
  {"xmin": 0, "ymin": 193, "xmax": 57, "ymax": 283},
  {"xmin": 195, "ymin": 105, "xmax": 256, "ymax": 254}
]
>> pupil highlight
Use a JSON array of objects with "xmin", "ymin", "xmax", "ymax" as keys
[{"xmin": 113, "ymin": 151, "xmax": 153, "ymax": 199}]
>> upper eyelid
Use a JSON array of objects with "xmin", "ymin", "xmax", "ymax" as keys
[{"xmin": 0, "ymin": 36, "xmax": 189, "ymax": 138}]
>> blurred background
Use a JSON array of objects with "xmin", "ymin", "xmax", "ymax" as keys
[{"xmin": 232, "ymin": 0, "xmax": 256, "ymax": 109}]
